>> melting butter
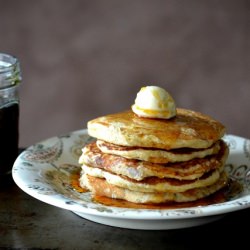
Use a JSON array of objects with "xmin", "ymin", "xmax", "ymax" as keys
[{"xmin": 132, "ymin": 86, "xmax": 176, "ymax": 119}]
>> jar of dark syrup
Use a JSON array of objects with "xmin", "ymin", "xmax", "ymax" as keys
[{"xmin": 0, "ymin": 53, "xmax": 21, "ymax": 186}]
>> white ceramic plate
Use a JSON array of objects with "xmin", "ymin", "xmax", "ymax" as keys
[{"xmin": 12, "ymin": 130, "xmax": 250, "ymax": 230}]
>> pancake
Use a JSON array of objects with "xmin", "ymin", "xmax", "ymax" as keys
[
  {"xmin": 79, "ymin": 140, "xmax": 228, "ymax": 181},
  {"xmin": 80, "ymin": 163, "xmax": 224, "ymax": 193},
  {"xmin": 80, "ymin": 171, "xmax": 228, "ymax": 203},
  {"xmin": 96, "ymin": 139, "xmax": 221, "ymax": 163},
  {"xmin": 87, "ymin": 109, "xmax": 225, "ymax": 150}
]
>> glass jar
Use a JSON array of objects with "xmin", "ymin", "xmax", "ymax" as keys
[{"xmin": 0, "ymin": 53, "xmax": 21, "ymax": 183}]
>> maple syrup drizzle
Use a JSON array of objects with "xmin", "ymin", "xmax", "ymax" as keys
[
  {"xmin": 70, "ymin": 172, "xmax": 243, "ymax": 209},
  {"xmin": 70, "ymin": 173, "xmax": 88, "ymax": 193}
]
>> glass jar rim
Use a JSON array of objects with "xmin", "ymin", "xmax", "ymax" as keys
[
  {"xmin": 0, "ymin": 53, "xmax": 19, "ymax": 73},
  {"xmin": 0, "ymin": 53, "xmax": 21, "ymax": 89}
]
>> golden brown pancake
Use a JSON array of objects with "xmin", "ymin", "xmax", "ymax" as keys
[
  {"xmin": 87, "ymin": 109, "xmax": 225, "ymax": 150},
  {"xmin": 80, "ymin": 164, "xmax": 223, "ymax": 193},
  {"xmin": 96, "ymin": 139, "xmax": 221, "ymax": 163},
  {"xmin": 80, "ymin": 171, "xmax": 228, "ymax": 203},
  {"xmin": 79, "ymin": 140, "xmax": 228, "ymax": 181}
]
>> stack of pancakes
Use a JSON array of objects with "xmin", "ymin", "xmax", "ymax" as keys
[{"xmin": 79, "ymin": 108, "xmax": 229, "ymax": 204}]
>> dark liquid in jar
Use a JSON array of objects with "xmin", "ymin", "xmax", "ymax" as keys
[{"xmin": 0, "ymin": 102, "xmax": 19, "ymax": 176}]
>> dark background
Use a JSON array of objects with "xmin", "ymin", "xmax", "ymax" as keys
[{"xmin": 0, "ymin": 0, "xmax": 249, "ymax": 147}]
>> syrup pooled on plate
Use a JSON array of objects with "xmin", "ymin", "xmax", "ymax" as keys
[
  {"xmin": 70, "ymin": 172, "xmax": 88, "ymax": 193},
  {"xmin": 69, "ymin": 170, "xmax": 243, "ymax": 210}
]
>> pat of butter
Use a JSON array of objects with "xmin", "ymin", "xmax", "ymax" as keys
[{"xmin": 132, "ymin": 86, "xmax": 176, "ymax": 119}]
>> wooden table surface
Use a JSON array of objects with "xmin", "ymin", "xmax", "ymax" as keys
[{"xmin": 1, "ymin": 174, "xmax": 250, "ymax": 250}]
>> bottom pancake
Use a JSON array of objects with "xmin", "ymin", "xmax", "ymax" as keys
[{"xmin": 80, "ymin": 171, "xmax": 228, "ymax": 203}]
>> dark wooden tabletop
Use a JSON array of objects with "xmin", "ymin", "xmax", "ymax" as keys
[{"xmin": 0, "ymin": 173, "xmax": 249, "ymax": 250}]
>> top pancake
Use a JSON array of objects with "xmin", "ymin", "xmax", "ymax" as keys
[{"xmin": 88, "ymin": 108, "xmax": 225, "ymax": 150}]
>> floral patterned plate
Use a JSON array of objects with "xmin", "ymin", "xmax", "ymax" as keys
[{"xmin": 12, "ymin": 130, "xmax": 250, "ymax": 230}]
